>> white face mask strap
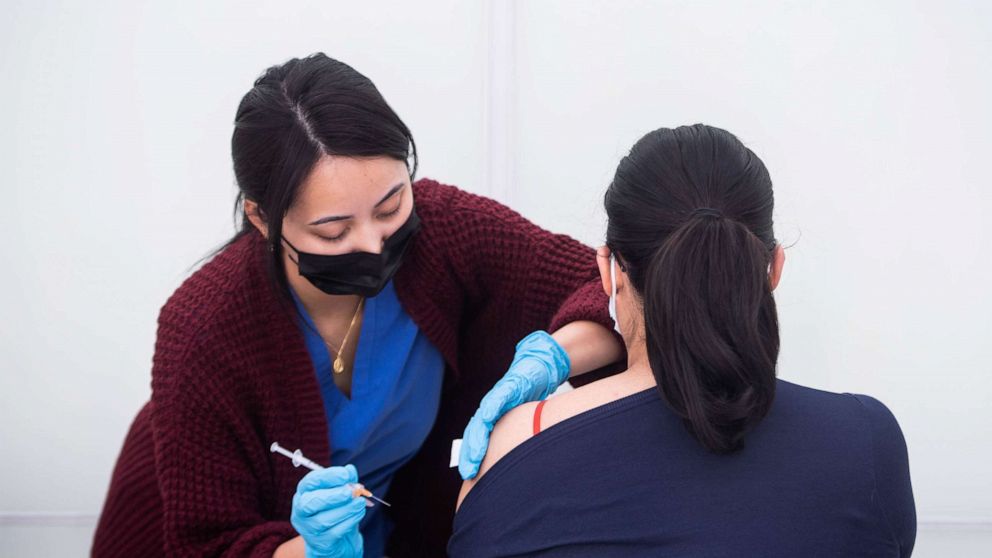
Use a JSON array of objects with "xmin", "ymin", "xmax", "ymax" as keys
[
  {"xmin": 610, "ymin": 254, "xmax": 618, "ymax": 300},
  {"xmin": 609, "ymin": 253, "xmax": 623, "ymax": 336}
]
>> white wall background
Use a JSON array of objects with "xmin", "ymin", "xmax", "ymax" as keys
[{"xmin": 1, "ymin": 1, "xmax": 988, "ymax": 555}]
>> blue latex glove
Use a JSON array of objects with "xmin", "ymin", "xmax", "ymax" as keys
[
  {"xmin": 458, "ymin": 330, "xmax": 571, "ymax": 480},
  {"xmin": 291, "ymin": 464, "xmax": 366, "ymax": 558}
]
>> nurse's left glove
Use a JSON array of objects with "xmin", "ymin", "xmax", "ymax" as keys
[
  {"xmin": 458, "ymin": 330, "xmax": 570, "ymax": 480},
  {"xmin": 291, "ymin": 464, "xmax": 366, "ymax": 558}
]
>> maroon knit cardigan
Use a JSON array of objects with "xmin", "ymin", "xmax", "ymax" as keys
[{"xmin": 93, "ymin": 178, "xmax": 622, "ymax": 557}]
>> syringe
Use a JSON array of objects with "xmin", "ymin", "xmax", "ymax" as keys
[{"xmin": 270, "ymin": 442, "xmax": 391, "ymax": 508}]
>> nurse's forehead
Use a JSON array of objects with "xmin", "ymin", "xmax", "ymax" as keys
[
  {"xmin": 292, "ymin": 156, "xmax": 408, "ymax": 214},
  {"xmin": 302, "ymin": 156, "xmax": 406, "ymax": 195}
]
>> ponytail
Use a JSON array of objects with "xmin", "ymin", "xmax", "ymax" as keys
[{"xmin": 642, "ymin": 212, "xmax": 779, "ymax": 454}]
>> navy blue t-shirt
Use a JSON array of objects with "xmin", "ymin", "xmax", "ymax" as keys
[{"xmin": 449, "ymin": 379, "xmax": 915, "ymax": 557}]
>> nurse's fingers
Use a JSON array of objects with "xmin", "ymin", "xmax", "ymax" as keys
[
  {"xmin": 312, "ymin": 497, "xmax": 367, "ymax": 539},
  {"xmin": 296, "ymin": 485, "xmax": 356, "ymax": 516},
  {"xmin": 343, "ymin": 528, "xmax": 364, "ymax": 555},
  {"xmin": 296, "ymin": 464, "xmax": 359, "ymax": 495},
  {"xmin": 476, "ymin": 379, "xmax": 522, "ymax": 424}
]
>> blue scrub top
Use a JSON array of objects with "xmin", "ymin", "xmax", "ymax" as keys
[{"xmin": 292, "ymin": 280, "xmax": 445, "ymax": 558}]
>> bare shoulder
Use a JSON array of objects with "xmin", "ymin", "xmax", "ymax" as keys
[
  {"xmin": 487, "ymin": 400, "xmax": 542, "ymax": 469},
  {"xmin": 456, "ymin": 401, "xmax": 540, "ymax": 512},
  {"xmin": 455, "ymin": 374, "xmax": 654, "ymax": 513}
]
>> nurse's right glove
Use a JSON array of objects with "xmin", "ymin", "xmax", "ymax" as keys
[{"xmin": 291, "ymin": 464, "xmax": 366, "ymax": 558}]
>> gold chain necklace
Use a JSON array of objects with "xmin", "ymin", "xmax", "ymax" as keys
[{"xmin": 323, "ymin": 298, "xmax": 365, "ymax": 375}]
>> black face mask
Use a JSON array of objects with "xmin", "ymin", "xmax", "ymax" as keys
[{"xmin": 282, "ymin": 209, "xmax": 421, "ymax": 298}]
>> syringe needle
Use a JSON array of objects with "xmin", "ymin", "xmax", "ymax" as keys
[
  {"xmin": 367, "ymin": 494, "xmax": 392, "ymax": 507},
  {"xmin": 271, "ymin": 442, "xmax": 391, "ymax": 507}
]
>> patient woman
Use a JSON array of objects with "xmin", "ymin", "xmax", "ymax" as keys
[{"xmin": 449, "ymin": 124, "xmax": 916, "ymax": 557}]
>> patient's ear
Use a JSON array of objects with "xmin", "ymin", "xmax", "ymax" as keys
[
  {"xmin": 769, "ymin": 244, "xmax": 786, "ymax": 291},
  {"xmin": 597, "ymin": 245, "xmax": 611, "ymax": 296}
]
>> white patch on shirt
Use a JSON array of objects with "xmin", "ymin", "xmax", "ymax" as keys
[{"xmin": 450, "ymin": 439, "xmax": 462, "ymax": 468}]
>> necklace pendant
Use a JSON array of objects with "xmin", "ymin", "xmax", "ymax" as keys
[{"xmin": 333, "ymin": 356, "xmax": 345, "ymax": 374}]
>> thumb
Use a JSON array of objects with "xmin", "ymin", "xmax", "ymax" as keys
[{"xmin": 458, "ymin": 414, "xmax": 491, "ymax": 480}]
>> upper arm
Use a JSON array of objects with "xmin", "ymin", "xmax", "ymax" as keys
[
  {"xmin": 456, "ymin": 401, "xmax": 540, "ymax": 512},
  {"xmin": 853, "ymin": 394, "xmax": 917, "ymax": 556}
]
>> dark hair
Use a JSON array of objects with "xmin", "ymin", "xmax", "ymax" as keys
[
  {"xmin": 605, "ymin": 124, "xmax": 779, "ymax": 454},
  {"xmin": 228, "ymin": 53, "xmax": 417, "ymax": 299}
]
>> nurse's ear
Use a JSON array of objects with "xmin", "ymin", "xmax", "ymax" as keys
[{"xmin": 244, "ymin": 199, "xmax": 269, "ymax": 240}]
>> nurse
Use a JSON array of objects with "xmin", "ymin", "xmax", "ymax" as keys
[{"xmin": 92, "ymin": 53, "xmax": 622, "ymax": 558}]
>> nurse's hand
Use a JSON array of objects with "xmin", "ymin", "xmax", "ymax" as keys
[
  {"xmin": 459, "ymin": 330, "xmax": 571, "ymax": 480},
  {"xmin": 291, "ymin": 464, "xmax": 366, "ymax": 558}
]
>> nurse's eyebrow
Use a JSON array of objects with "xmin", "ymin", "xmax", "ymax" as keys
[
  {"xmin": 373, "ymin": 183, "xmax": 405, "ymax": 208},
  {"xmin": 308, "ymin": 183, "xmax": 406, "ymax": 226}
]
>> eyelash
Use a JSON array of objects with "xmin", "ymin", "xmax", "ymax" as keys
[
  {"xmin": 318, "ymin": 205, "xmax": 403, "ymax": 242},
  {"xmin": 379, "ymin": 205, "xmax": 402, "ymax": 219}
]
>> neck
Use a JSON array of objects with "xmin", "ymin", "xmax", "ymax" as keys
[{"xmin": 619, "ymin": 329, "xmax": 656, "ymax": 382}]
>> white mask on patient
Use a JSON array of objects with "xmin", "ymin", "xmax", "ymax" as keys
[{"xmin": 608, "ymin": 254, "xmax": 622, "ymax": 336}]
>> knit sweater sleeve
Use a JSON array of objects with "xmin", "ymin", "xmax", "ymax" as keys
[
  {"xmin": 441, "ymin": 186, "xmax": 617, "ymax": 335},
  {"xmin": 150, "ymin": 312, "xmax": 297, "ymax": 557}
]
